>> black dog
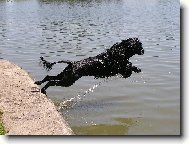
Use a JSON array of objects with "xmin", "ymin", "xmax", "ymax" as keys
[{"xmin": 35, "ymin": 38, "xmax": 144, "ymax": 94}]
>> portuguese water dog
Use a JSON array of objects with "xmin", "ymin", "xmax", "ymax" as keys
[{"xmin": 35, "ymin": 38, "xmax": 144, "ymax": 94}]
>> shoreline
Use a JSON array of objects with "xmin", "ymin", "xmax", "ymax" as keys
[{"xmin": 0, "ymin": 60, "xmax": 74, "ymax": 135}]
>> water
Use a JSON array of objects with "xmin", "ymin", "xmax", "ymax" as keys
[{"xmin": 0, "ymin": 0, "xmax": 180, "ymax": 135}]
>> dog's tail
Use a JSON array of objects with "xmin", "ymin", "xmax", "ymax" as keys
[{"xmin": 39, "ymin": 56, "xmax": 72, "ymax": 71}]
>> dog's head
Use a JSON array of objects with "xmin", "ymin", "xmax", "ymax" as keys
[{"xmin": 120, "ymin": 38, "xmax": 144, "ymax": 56}]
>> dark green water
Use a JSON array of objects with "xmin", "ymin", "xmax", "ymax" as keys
[{"xmin": 0, "ymin": 0, "xmax": 180, "ymax": 135}]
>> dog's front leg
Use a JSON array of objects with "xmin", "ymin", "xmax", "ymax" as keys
[
  {"xmin": 132, "ymin": 66, "xmax": 141, "ymax": 73},
  {"xmin": 120, "ymin": 66, "xmax": 141, "ymax": 78},
  {"xmin": 120, "ymin": 70, "xmax": 132, "ymax": 78}
]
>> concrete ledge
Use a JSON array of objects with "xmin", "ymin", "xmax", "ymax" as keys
[{"xmin": 0, "ymin": 60, "xmax": 74, "ymax": 135}]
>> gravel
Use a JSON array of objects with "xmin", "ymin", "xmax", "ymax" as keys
[{"xmin": 0, "ymin": 60, "xmax": 74, "ymax": 135}]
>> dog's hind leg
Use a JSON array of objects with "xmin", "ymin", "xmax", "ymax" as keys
[
  {"xmin": 40, "ymin": 81, "xmax": 58, "ymax": 94},
  {"xmin": 40, "ymin": 80, "xmax": 68, "ymax": 94},
  {"xmin": 35, "ymin": 75, "xmax": 60, "ymax": 85}
]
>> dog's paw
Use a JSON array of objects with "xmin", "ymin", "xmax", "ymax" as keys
[
  {"xmin": 35, "ymin": 81, "xmax": 42, "ymax": 85},
  {"xmin": 132, "ymin": 66, "xmax": 141, "ymax": 73},
  {"xmin": 41, "ymin": 88, "xmax": 47, "ymax": 95}
]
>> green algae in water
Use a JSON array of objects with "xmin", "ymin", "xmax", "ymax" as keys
[
  {"xmin": 72, "ymin": 118, "xmax": 137, "ymax": 135},
  {"xmin": 72, "ymin": 124, "xmax": 129, "ymax": 135}
]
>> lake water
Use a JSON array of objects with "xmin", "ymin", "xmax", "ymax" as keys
[{"xmin": 0, "ymin": 0, "xmax": 180, "ymax": 135}]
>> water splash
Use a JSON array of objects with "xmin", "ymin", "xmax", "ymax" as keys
[{"xmin": 57, "ymin": 74, "xmax": 121, "ymax": 111}]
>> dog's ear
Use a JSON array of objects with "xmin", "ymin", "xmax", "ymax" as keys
[
  {"xmin": 120, "ymin": 39, "xmax": 129, "ymax": 46},
  {"xmin": 123, "ymin": 38, "xmax": 140, "ymax": 48}
]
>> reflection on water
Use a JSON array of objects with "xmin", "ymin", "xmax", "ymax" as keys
[{"xmin": 0, "ymin": 0, "xmax": 180, "ymax": 135}]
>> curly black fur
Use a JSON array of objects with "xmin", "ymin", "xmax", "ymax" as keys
[{"xmin": 35, "ymin": 38, "xmax": 144, "ymax": 94}]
